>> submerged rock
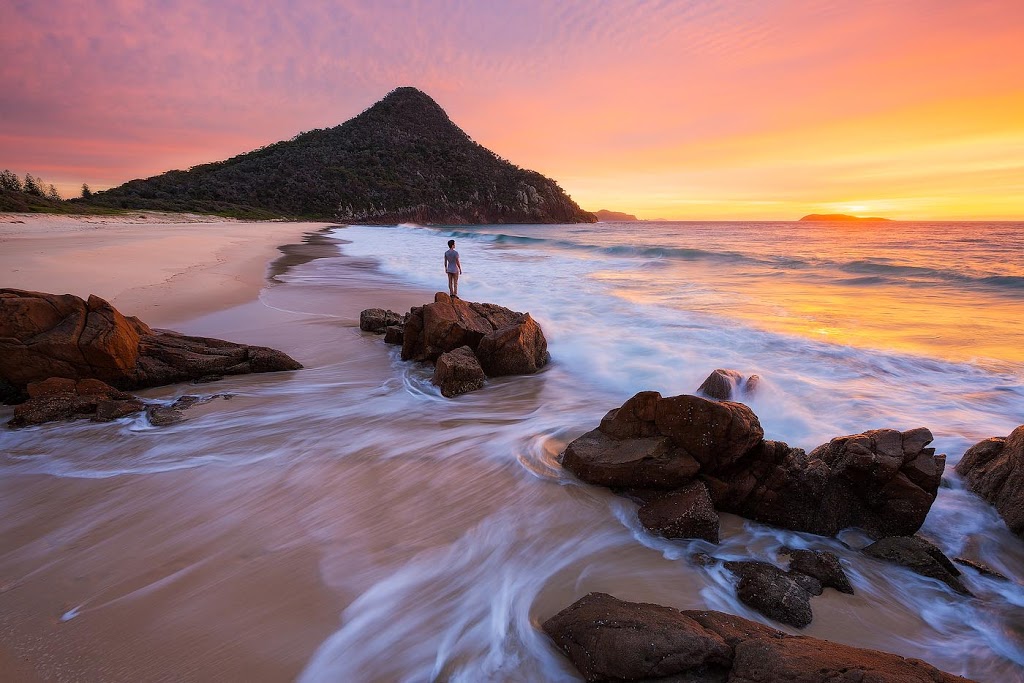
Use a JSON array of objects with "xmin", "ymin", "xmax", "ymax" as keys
[
  {"xmin": 862, "ymin": 536, "xmax": 971, "ymax": 596},
  {"xmin": 543, "ymin": 593, "xmax": 974, "ymax": 682},
  {"xmin": 560, "ymin": 391, "xmax": 946, "ymax": 539},
  {"xmin": 955, "ymin": 425, "xmax": 1024, "ymax": 538},
  {"xmin": 724, "ymin": 560, "xmax": 818, "ymax": 628},
  {"xmin": 0, "ymin": 289, "xmax": 302, "ymax": 394},
  {"xmin": 8, "ymin": 378, "xmax": 144, "ymax": 427}
]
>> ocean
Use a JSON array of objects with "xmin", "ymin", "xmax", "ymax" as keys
[{"xmin": 2, "ymin": 220, "xmax": 1022, "ymax": 681}]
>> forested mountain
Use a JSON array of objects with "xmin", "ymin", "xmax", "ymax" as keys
[{"xmin": 81, "ymin": 88, "xmax": 596, "ymax": 224}]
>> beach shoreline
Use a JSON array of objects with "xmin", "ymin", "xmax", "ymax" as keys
[
  {"xmin": 0, "ymin": 216, "xmax": 443, "ymax": 682},
  {"xmin": 0, "ymin": 212, "xmax": 332, "ymax": 328}
]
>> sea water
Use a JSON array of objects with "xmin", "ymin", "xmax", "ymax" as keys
[
  {"xmin": 305, "ymin": 220, "xmax": 1024, "ymax": 681},
  {"xmin": 1, "ymin": 221, "xmax": 1022, "ymax": 682}
]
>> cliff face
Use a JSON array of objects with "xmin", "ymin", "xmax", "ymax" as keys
[{"xmin": 85, "ymin": 87, "xmax": 596, "ymax": 224}]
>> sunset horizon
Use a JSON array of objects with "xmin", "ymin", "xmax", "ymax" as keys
[{"xmin": 3, "ymin": 1, "xmax": 1023, "ymax": 221}]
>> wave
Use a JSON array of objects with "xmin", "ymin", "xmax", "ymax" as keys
[{"xmin": 368, "ymin": 224, "xmax": 1024, "ymax": 295}]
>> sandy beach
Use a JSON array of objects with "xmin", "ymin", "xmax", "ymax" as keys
[
  {"xmin": 0, "ymin": 212, "xmax": 330, "ymax": 327},
  {"xmin": 0, "ymin": 214, "xmax": 450, "ymax": 681}
]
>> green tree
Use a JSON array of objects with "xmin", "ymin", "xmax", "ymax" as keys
[
  {"xmin": 0, "ymin": 169, "xmax": 22, "ymax": 192},
  {"xmin": 81, "ymin": 183, "xmax": 93, "ymax": 199},
  {"xmin": 23, "ymin": 174, "xmax": 42, "ymax": 196},
  {"xmin": 47, "ymin": 184, "xmax": 61, "ymax": 201}
]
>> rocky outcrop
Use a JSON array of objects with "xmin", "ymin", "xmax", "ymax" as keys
[
  {"xmin": 955, "ymin": 425, "xmax": 1024, "ymax": 538},
  {"xmin": 8, "ymin": 378, "xmax": 144, "ymax": 427},
  {"xmin": 543, "ymin": 593, "xmax": 973, "ymax": 682},
  {"xmin": 363, "ymin": 294, "xmax": 548, "ymax": 398},
  {"xmin": 696, "ymin": 368, "xmax": 760, "ymax": 401},
  {"xmin": 862, "ymin": 536, "xmax": 971, "ymax": 596},
  {"xmin": 692, "ymin": 550, "xmax": 852, "ymax": 628},
  {"xmin": 432, "ymin": 346, "xmax": 485, "ymax": 398},
  {"xmin": 401, "ymin": 293, "xmax": 520, "ymax": 363},
  {"xmin": 560, "ymin": 391, "xmax": 946, "ymax": 539},
  {"xmin": 7, "ymin": 374, "xmax": 234, "ymax": 428},
  {"xmin": 0, "ymin": 290, "xmax": 302, "ymax": 393}
]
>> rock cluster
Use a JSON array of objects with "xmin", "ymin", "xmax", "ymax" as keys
[
  {"xmin": 361, "ymin": 293, "xmax": 548, "ymax": 397},
  {"xmin": 7, "ymin": 376, "xmax": 230, "ymax": 429},
  {"xmin": 8, "ymin": 377, "xmax": 144, "ymax": 427},
  {"xmin": 543, "ymin": 592, "xmax": 973, "ymax": 683},
  {"xmin": 561, "ymin": 391, "xmax": 945, "ymax": 541},
  {"xmin": 693, "ymin": 548, "xmax": 853, "ymax": 628},
  {"xmin": 0, "ymin": 289, "xmax": 302, "ymax": 400},
  {"xmin": 955, "ymin": 425, "xmax": 1024, "ymax": 538}
]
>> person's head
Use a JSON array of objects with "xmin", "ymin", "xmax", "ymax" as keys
[{"xmin": 448, "ymin": 240, "xmax": 455, "ymax": 248}]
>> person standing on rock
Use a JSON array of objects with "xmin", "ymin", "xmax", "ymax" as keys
[{"xmin": 444, "ymin": 239, "xmax": 462, "ymax": 298}]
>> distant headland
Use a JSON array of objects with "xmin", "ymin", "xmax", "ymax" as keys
[
  {"xmin": 799, "ymin": 213, "xmax": 892, "ymax": 222},
  {"xmin": 3, "ymin": 87, "xmax": 596, "ymax": 225},
  {"xmin": 593, "ymin": 209, "xmax": 639, "ymax": 222}
]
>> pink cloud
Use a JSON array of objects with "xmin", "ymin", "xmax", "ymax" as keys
[{"xmin": 1, "ymin": 0, "xmax": 1022, "ymax": 217}]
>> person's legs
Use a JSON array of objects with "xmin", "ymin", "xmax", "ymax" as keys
[{"xmin": 448, "ymin": 272, "xmax": 457, "ymax": 297}]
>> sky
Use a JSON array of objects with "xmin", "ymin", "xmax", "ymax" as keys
[{"xmin": 2, "ymin": 0, "xmax": 1023, "ymax": 220}]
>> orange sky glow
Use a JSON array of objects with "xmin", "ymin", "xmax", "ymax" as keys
[{"xmin": 2, "ymin": 0, "xmax": 1022, "ymax": 220}]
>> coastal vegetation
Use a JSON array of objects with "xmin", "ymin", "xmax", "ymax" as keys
[{"xmin": 74, "ymin": 88, "xmax": 595, "ymax": 224}]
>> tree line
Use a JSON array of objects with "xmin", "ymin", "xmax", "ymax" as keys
[{"xmin": 0, "ymin": 169, "xmax": 75, "ymax": 201}]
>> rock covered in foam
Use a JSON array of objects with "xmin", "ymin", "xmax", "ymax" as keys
[{"xmin": 955, "ymin": 425, "xmax": 1024, "ymax": 538}]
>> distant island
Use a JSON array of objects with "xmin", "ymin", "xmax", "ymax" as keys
[
  {"xmin": 593, "ymin": 209, "xmax": 639, "ymax": 222},
  {"xmin": 58, "ymin": 87, "xmax": 595, "ymax": 224},
  {"xmin": 799, "ymin": 213, "xmax": 892, "ymax": 222}
]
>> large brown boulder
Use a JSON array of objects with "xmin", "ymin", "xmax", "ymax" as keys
[
  {"xmin": 0, "ymin": 290, "xmax": 140, "ymax": 386},
  {"xmin": 0, "ymin": 289, "xmax": 302, "ymax": 393},
  {"xmin": 561, "ymin": 392, "xmax": 946, "ymax": 538},
  {"xmin": 400, "ymin": 293, "xmax": 521, "ymax": 363},
  {"xmin": 955, "ymin": 425, "xmax": 1024, "ymax": 538},
  {"xmin": 543, "ymin": 593, "xmax": 974, "ymax": 683},
  {"xmin": 474, "ymin": 313, "xmax": 549, "ymax": 376}
]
